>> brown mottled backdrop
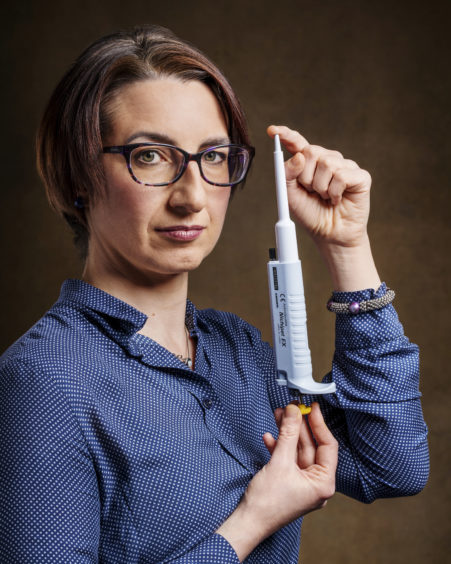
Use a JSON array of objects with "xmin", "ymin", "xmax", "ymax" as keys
[{"xmin": 1, "ymin": 1, "xmax": 450, "ymax": 562}]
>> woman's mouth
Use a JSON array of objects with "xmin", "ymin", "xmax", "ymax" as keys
[{"xmin": 156, "ymin": 225, "xmax": 205, "ymax": 242}]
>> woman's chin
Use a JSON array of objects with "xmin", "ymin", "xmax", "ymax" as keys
[{"xmin": 151, "ymin": 253, "xmax": 207, "ymax": 277}]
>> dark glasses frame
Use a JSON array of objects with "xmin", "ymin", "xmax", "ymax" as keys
[{"xmin": 102, "ymin": 142, "xmax": 255, "ymax": 187}]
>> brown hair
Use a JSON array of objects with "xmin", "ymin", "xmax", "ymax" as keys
[{"xmin": 36, "ymin": 25, "xmax": 251, "ymax": 258}]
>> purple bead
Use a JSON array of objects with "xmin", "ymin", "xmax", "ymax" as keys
[
  {"xmin": 348, "ymin": 301, "xmax": 360, "ymax": 314},
  {"xmin": 327, "ymin": 301, "xmax": 333, "ymax": 310}
]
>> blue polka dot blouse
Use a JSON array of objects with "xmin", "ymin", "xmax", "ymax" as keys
[{"xmin": 0, "ymin": 280, "xmax": 429, "ymax": 563}]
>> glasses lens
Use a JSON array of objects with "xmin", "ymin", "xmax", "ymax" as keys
[
  {"xmin": 201, "ymin": 146, "xmax": 250, "ymax": 185},
  {"xmin": 130, "ymin": 145, "xmax": 183, "ymax": 185}
]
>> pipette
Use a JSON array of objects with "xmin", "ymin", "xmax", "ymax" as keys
[{"xmin": 267, "ymin": 135, "xmax": 336, "ymax": 412}]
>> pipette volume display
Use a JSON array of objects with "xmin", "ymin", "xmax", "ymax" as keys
[{"xmin": 267, "ymin": 135, "xmax": 336, "ymax": 395}]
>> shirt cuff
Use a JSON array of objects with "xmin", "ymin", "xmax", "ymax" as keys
[{"xmin": 332, "ymin": 283, "xmax": 405, "ymax": 350}]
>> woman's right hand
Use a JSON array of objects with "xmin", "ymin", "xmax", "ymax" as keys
[{"xmin": 216, "ymin": 403, "xmax": 338, "ymax": 562}]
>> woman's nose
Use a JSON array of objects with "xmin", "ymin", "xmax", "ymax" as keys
[{"xmin": 168, "ymin": 161, "xmax": 207, "ymax": 214}]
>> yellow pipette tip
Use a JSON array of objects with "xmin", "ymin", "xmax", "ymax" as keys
[{"xmin": 298, "ymin": 404, "xmax": 312, "ymax": 415}]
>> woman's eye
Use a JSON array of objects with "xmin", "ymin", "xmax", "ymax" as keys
[
  {"xmin": 137, "ymin": 150, "xmax": 161, "ymax": 164},
  {"xmin": 203, "ymin": 150, "xmax": 225, "ymax": 164}
]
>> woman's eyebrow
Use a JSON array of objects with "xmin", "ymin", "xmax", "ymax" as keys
[
  {"xmin": 199, "ymin": 136, "xmax": 231, "ymax": 149},
  {"xmin": 125, "ymin": 131, "xmax": 175, "ymax": 145},
  {"xmin": 124, "ymin": 132, "xmax": 231, "ymax": 149}
]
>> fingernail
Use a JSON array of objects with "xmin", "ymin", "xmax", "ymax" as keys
[{"xmin": 286, "ymin": 404, "xmax": 301, "ymax": 419}]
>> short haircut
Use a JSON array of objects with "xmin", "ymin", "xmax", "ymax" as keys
[{"xmin": 36, "ymin": 25, "xmax": 251, "ymax": 259}]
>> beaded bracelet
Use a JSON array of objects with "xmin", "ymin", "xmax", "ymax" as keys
[{"xmin": 326, "ymin": 288, "xmax": 395, "ymax": 314}]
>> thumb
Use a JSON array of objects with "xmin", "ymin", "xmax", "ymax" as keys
[
  {"xmin": 272, "ymin": 404, "xmax": 303, "ymax": 461},
  {"xmin": 285, "ymin": 152, "xmax": 305, "ymax": 182}
]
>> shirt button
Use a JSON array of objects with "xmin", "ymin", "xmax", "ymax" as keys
[{"xmin": 202, "ymin": 397, "xmax": 213, "ymax": 409}]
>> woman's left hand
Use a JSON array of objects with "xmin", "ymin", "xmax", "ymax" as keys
[
  {"xmin": 267, "ymin": 125, "xmax": 371, "ymax": 249},
  {"xmin": 216, "ymin": 402, "xmax": 337, "ymax": 562}
]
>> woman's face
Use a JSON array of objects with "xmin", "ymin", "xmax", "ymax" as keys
[{"xmin": 87, "ymin": 78, "xmax": 232, "ymax": 283}]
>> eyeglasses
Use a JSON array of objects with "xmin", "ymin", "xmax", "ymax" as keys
[{"xmin": 102, "ymin": 142, "xmax": 255, "ymax": 187}]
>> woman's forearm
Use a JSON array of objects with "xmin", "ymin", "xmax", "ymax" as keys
[
  {"xmin": 216, "ymin": 502, "xmax": 267, "ymax": 562},
  {"xmin": 315, "ymin": 233, "xmax": 381, "ymax": 292}
]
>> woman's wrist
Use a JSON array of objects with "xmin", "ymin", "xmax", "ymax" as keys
[
  {"xmin": 216, "ymin": 498, "xmax": 269, "ymax": 562},
  {"xmin": 315, "ymin": 234, "xmax": 381, "ymax": 292}
]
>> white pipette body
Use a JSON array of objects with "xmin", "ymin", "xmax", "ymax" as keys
[{"xmin": 267, "ymin": 135, "xmax": 336, "ymax": 395}]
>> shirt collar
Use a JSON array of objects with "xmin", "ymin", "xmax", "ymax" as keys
[{"xmin": 57, "ymin": 279, "xmax": 199, "ymax": 344}]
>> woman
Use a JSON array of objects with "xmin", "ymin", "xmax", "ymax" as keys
[{"xmin": 0, "ymin": 25, "xmax": 428, "ymax": 563}]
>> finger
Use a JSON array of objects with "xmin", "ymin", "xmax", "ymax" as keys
[
  {"xmin": 312, "ymin": 159, "xmax": 334, "ymax": 201},
  {"xmin": 298, "ymin": 151, "xmax": 317, "ymax": 190},
  {"xmin": 272, "ymin": 403, "xmax": 303, "ymax": 461},
  {"xmin": 312, "ymin": 152, "xmax": 349, "ymax": 200},
  {"xmin": 274, "ymin": 407, "xmax": 284, "ymax": 429},
  {"xmin": 315, "ymin": 158, "xmax": 362, "ymax": 204},
  {"xmin": 262, "ymin": 432, "xmax": 277, "ymax": 455},
  {"xmin": 285, "ymin": 152, "xmax": 305, "ymax": 183},
  {"xmin": 329, "ymin": 167, "xmax": 372, "ymax": 199},
  {"xmin": 328, "ymin": 174, "xmax": 346, "ymax": 205},
  {"xmin": 307, "ymin": 403, "xmax": 338, "ymax": 471},
  {"xmin": 267, "ymin": 125, "xmax": 309, "ymax": 154},
  {"xmin": 297, "ymin": 414, "xmax": 317, "ymax": 468},
  {"xmin": 299, "ymin": 145, "xmax": 342, "ymax": 191}
]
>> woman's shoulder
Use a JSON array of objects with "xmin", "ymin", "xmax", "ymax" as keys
[
  {"xmin": 1, "ymin": 300, "xmax": 87, "ymax": 370},
  {"xmin": 0, "ymin": 292, "xmax": 110, "ymax": 404}
]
